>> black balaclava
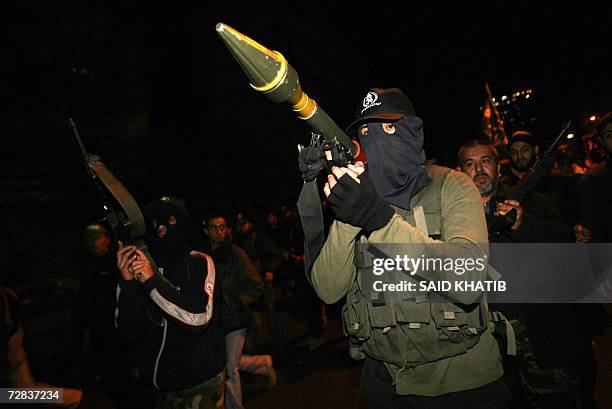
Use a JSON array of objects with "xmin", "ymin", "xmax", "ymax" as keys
[
  {"xmin": 144, "ymin": 198, "xmax": 190, "ymax": 268},
  {"xmin": 360, "ymin": 116, "xmax": 431, "ymax": 209}
]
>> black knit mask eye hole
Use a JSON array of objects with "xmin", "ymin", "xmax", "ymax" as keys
[
  {"xmin": 169, "ymin": 216, "xmax": 177, "ymax": 226},
  {"xmin": 382, "ymin": 123, "xmax": 396, "ymax": 135}
]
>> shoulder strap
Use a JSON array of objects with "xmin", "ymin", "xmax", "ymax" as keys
[
  {"xmin": 394, "ymin": 165, "xmax": 452, "ymax": 236},
  {"xmin": 408, "ymin": 165, "xmax": 452, "ymax": 212}
]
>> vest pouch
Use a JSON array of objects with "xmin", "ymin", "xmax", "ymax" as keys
[
  {"xmin": 395, "ymin": 296, "xmax": 431, "ymax": 325},
  {"xmin": 394, "ymin": 297, "xmax": 439, "ymax": 366},
  {"xmin": 342, "ymin": 291, "xmax": 371, "ymax": 341},
  {"xmin": 367, "ymin": 295, "xmax": 397, "ymax": 329},
  {"xmin": 431, "ymin": 296, "xmax": 468, "ymax": 329},
  {"xmin": 431, "ymin": 294, "xmax": 482, "ymax": 359}
]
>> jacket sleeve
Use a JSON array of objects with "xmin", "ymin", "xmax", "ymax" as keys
[
  {"xmin": 310, "ymin": 220, "xmax": 362, "ymax": 304},
  {"xmin": 367, "ymin": 170, "xmax": 490, "ymax": 304},
  {"xmin": 234, "ymin": 246, "xmax": 264, "ymax": 307},
  {"xmin": 115, "ymin": 279, "xmax": 148, "ymax": 341},
  {"xmin": 141, "ymin": 254, "xmax": 215, "ymax": 335}
]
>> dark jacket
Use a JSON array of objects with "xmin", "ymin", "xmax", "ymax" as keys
[
  {"xmin": 488, "ymin": 183, "xmax": 574, "ymax": 243},
  {"xmin": 579, "ymin": 160, "xmax": 612, "ymax": 243},
  {"xmin": 537, "ymin": 171, "xmax": 582, "ymax": 227},
  {"xmin": 236, "ymin": 229, "xmax": 285, "ymax": 276},
  {"xmin": 500, "ymin": 165, "xmax": 582, "ymax": 227},
  {"xmin": 76, "ymin": 248, "xmax": 126, "ymax": 352},
  {"xmin": 489, "ymin": 184, "xmax": 591, "ymax": 368},
  {"xmin": 116, "ymin": 251, "xmax": 225, "ymax": 392},
  {"xmin": 207, "ymin": 238, "xmax": 264, "ymax": 334}
]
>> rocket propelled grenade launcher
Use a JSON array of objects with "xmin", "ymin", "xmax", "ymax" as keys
[{"xmin": 215, "ymin": 23, "xmax": 357, "ymax": 159}]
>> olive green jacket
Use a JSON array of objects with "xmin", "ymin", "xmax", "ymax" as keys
[{"xmin": 311, "ymin": 165, "xmax": 502, "ymax": 396}]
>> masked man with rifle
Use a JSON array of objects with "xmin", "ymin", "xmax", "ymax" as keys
[
  {"xmin": 307, "ymin": 88, "xmax": 508, "ymax": 408},
  {"xmin": 115, "ymin": 197, "xmax": 226, "ymax": 409},
  {"xmin": 458, "ymin": 139, "xmax": 596, "ymax": 409}
]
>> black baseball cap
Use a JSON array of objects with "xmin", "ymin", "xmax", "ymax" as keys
[{"xmin": 345, "ymin": 87, "xmax": 416, "ymax": 133}]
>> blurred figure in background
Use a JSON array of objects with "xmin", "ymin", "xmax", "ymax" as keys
[
  {"xmin": 76, "ymin": 223, "xmax": 144, "ymax": 409},
  {"xmin": 203, "ymin": 214, "xmax": 275, "ymax": 409},
  {"xmin": 579, "ymin": 113, "xmax": 612, "ymax": 243},
  {"xmin": 232, "ymin": 212, "xmax": 287, "ymax": 356}
]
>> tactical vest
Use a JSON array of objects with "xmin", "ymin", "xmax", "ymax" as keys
[{"xmin": 342, "ymin": 165, "xmax": 491, "ymax": 368}]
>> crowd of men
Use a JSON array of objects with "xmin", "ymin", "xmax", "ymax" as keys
[
  {"xmin": 307, "ymin": 88, "xmax": 610, "ymax": 409},
  {"xmin": 75, "ymin": 201, "xmax": 319, "ymax": 409},
  {"xmin": 2, "ymin": 87, "xmax": 610, "ymax": 409}
]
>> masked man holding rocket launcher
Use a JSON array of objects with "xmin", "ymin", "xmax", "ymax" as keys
[{"xmin": 217, "ymin": 23, "xmax": 508, "ymax": 408}]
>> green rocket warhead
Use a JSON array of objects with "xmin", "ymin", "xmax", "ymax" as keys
[{"xmin": 216, "ymin": 22, "xmax": 356, "ymax": 158}]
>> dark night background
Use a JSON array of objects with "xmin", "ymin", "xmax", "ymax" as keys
[
  {"xmin": 1, "ymin": 3, "xmax": 612, "ymax": 406},
  {"xmin": 2, "ymin": 2, "xmax": 611, "ymax": 286}
]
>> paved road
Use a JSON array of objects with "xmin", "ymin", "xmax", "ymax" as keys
[
  {"xmin": 245, "ymin": 314, "xmax": 612, "ymax": 409},
  {"xmin": 26, "ymin": 305, "xmax": 612, "ymax": 409}
]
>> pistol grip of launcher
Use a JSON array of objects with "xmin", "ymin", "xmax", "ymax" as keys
[{"xmin": 325, "ymin": 139, "xmax": 362, "ymax": 168}]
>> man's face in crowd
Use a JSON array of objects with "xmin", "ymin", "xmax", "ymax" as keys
[
  {"xmin": 600, "ymin": 123, "xmax": 612, "ymax": 155},
  {"xmin": 509, "ymin": 141, "xmax": 537, "ymax": 171},
  {"xmin": 460, "ymin": 145, "xmax": 499, "ymax": 196},
  {"xmin": 266, "ymin": 212, "xmax": 278, "ymax": 229},
  {"xmin": 91, "ymin": 234, "xmax": 110, "ymax": 257},
  {"xmin": 206, "ymin": 217, "xmax": 228, "ymax": 245}
]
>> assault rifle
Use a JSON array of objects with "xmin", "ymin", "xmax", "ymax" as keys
[
  {"xmin": 488, "ymin": 121, "xmax": 572, "ymax": 233},
  {"xmin": 69, "ymin": 118, "xmax": 136, "ymax": 244}
]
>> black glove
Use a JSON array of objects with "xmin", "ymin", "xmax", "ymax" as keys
[
  {"xmin": 298, "ymin": 145, "xmax": 324, "ymax": 182},
  {"xmin": 327, "ymin": 171, "xmax": 394, "ymax": 232}
]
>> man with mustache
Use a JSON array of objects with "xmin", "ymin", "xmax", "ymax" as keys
[
  {"xmin": 507, "ymin": 131, "xmax": 539, "ymax": 183},
  {"xmin": 503, "ymin": 131, "xmax": 580, "ymax": 228},
  {"xmin": 459, "ymin": 139, "xmax": 572, "ymax": 242},
  {"xmin": 458, "ymin": 140, "xmax": 595, "ymax": 409}
]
